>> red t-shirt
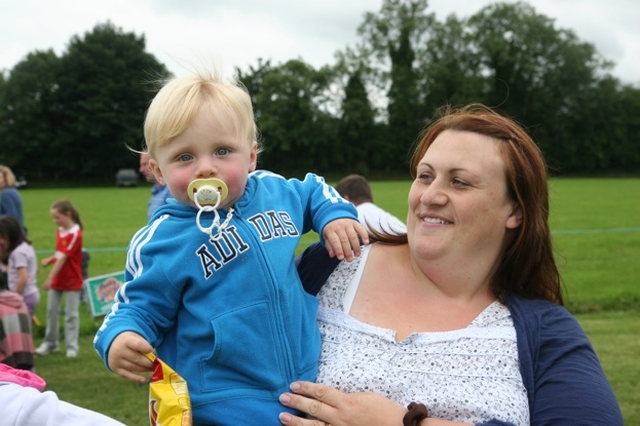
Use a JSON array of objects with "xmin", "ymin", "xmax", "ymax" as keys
[{"xmin": 51, "ymin": 224, "xmax": 84, "ymax": 291}]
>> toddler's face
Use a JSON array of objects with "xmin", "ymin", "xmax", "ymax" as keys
[{"xmin": 150, "ymin": 105, "xmax": 257, "ymax": 209}]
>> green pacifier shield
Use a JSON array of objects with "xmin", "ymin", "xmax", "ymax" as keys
[{"xmin": 187, "ymin": 178, "xmax": 228, "ymax": 206}]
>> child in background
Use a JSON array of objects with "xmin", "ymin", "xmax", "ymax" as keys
[
  {"xmin": 94, "ymin": 67, "xmax": 368, "ymax": 425},
  {"xmin": 0, "ymin": 216, "xmax": 39, "ymax": 317},
  {"xmin": 335, "ymin": 173, "xmax": 407, "ymax": 234},
  {"xmin": 35, "ymin": 200, "xmax": 84, "ymax": 359}
]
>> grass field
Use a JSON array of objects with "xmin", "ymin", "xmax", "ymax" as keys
[{"xmin": 20, "ymin": 177, "xmax": 640, "ymax": 425}]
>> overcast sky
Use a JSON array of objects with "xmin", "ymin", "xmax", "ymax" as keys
[{"xmin": 1, "ymin": 0, "xmax": 638, "ymax": 85}]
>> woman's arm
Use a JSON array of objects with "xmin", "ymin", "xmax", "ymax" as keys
[
  {"xmin": 278, "ymin": 381, "xmax": 408, "ymax": 426},
  {"xmin": 524, "ymin": 306, "xmax": 624, "ymax": 425},
  {"xmin": 0, "ymin": 190, "xmax": 22, "ymax": 222},
  {"xmin": 296, "ymin": 242, "xmax": 341, "ymax": 295},
  {"xmin": 278, "ymin": 382, "xmax": 472, "ymax": 426}
]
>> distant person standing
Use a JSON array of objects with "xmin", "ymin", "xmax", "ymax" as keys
[
  {"xmin": 36, "ymin": 200, "xmax": 84, "ymax": 359},
  {"xmin": 0, "ymin": 165, "xmax": 26, "ymax": 236},
  {"xmin": 335, "ymin": 174, "xmax": 406, "ymax": 234},
  {"xmin": 139, "ymin": 152, "xmax": 171, "ymax": 220}
]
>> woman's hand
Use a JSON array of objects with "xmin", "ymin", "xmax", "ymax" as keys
[{"xmin": 278, "ymin": 381, "xmax": 406, "ymax": 426}]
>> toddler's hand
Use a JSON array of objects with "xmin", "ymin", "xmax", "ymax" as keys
[
  {"xmin": 322, "ymin": 219, "xmax": 369, "ymax": 262},
  {"xmin": 107, "ymin": 331, "xmax": 155, "ymax": 384}
]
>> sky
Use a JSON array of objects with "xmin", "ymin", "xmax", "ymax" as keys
[{"xmin": 1, "ymin": 0, "xmax": 638, "ymax": 85}]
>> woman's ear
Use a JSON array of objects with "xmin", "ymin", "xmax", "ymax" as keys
[{"xmin": 506, "ymin": 204, "xmax": 523, "ymax": 229}]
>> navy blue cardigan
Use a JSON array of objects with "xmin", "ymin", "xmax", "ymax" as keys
[{"xmin": 296, "ymin": 242, "xmax": 623, "ymax": 426}]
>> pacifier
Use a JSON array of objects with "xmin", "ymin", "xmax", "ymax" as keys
[
  {"xmin": 187, "ymin": 178, "xmax": 234, "ymax": 241},
  {"xmin": 187, "ymin": 178, "xmax": 228, "ymax": 208}
]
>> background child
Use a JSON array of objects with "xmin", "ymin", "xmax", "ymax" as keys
[
  {"xmin": 0, "ymin": 216, "xmax": 39, "ymax": 317},
  {"xmin": 335, "ymin": 173, "xmax": 407, "ymax": 234},
  {"xmin": 94, "ymin": 68, "xmax": 368, "ymax": 425},
  {"xmin": 36, "ymin": 199, "xmax": 84, "ymax": 359}
]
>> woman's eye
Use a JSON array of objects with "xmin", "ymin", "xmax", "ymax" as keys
[
  {"xmin": 452, "ymin": 178, "xmax": 467, "ymax": 187},
  {"xmin": 418, "ymin": 173, "xmax": 433, "ymax": 182}
]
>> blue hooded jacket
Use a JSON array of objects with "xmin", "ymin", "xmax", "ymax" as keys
[{"xmin": 95, "ymin": 171, "xmax": 359, "ymax": 425}]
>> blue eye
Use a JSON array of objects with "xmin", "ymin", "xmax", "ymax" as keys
[
  {"xmin": 178, "ymin": 154, "xmax": 193, "ymax": 162},
  {"xmin": 216, "ymin": 148, "xmax": 229, "ymax": 156},
  {"xmin": 418, "ymin": 172, "xmax": 433, "ymax": 183}
]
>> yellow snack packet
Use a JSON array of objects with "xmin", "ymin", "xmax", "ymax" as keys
[{"xmin": 144, "ymin": 352, "xmax": 192, "ymax": 426}]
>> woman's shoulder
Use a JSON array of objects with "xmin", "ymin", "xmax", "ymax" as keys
[
  {"xmin": 298, "ymin": 242, "xmax": 377, "ymax": 296},
  {"xmin": 507, "ymin": 295, "xmax": 583, "ymax": 336},
  {"xmin": 508, "ymin": 294, "xmax": 571, "ymax": 315},
  {"xmin": 0, "ymin": 187, "xmax": 21, "ymax": 199}
]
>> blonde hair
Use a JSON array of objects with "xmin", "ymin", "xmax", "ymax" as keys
[
  {"xmin": 0, "ymin": 165, "xmax": 17, "ymax": 187},
  {"xmin": 143, "ymin": 68, "xmax": 258, "ymax": 158}
]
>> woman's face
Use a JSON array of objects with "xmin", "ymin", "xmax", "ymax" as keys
[{"xmin": 407, "ymin": 129, "xmax": 522, "ymax": 265}]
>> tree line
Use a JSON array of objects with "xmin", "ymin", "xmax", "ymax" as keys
[{"xmin": 1, "ymin": 0, "xmax": 639, "ymax": 184}]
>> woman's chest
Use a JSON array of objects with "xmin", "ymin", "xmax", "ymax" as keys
[{"xmin": 315, "ymin": 307, "xmax": 529, "ymax": 425}]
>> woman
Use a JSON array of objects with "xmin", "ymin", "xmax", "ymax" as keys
[
  {"xmin": 0, "ymin": 165, "xmax": 26, "ymax": 236},
  {"xmin": 283, "ymin": 104, "xmax": 622, "ymax": 425}
]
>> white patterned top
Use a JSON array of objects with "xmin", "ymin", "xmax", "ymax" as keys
[{"xmin": 315, "ymin": 246, "xmax": 529, "ymax": 425}]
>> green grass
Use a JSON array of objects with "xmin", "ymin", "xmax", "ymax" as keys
[
  {"xmin": 34, "ymin": 334, "xmax": 149, "ymax": 425},
  {"xmin": 576, "ymin": 311, "xmax": 640, "ymax": 426},
  {"xmin": 20, "ymin": 178, "xmax": 640, "ymax": 424},
  {"xmin": 549, "ymin": 178, "xmax": 640, "ymax": 313}
]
